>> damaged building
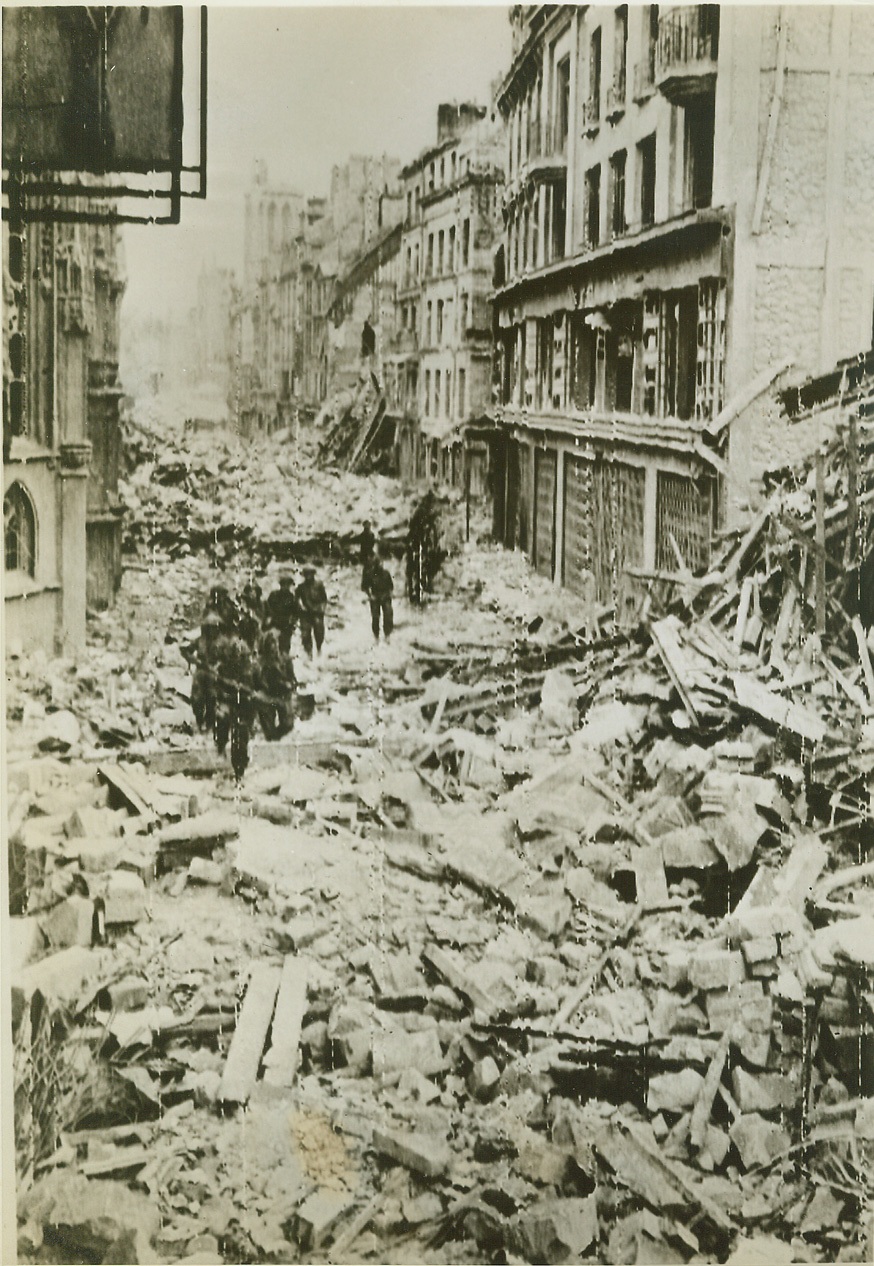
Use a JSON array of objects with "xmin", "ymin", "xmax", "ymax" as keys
[
  {"xmin": 4, "ymin": 203, "xmax": 126, "ymax": 653},
  {"xmin": 489, "ymin": 4, "xmax": 874, "ymax": 613},
  {"xmin": 385, "ymin": 103, "xmax": 504, "ymax": 490}
]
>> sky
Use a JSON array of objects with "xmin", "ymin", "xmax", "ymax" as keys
[{"xmin": 122, "ymin": 5, "xmax": 513, "ymax": 323}]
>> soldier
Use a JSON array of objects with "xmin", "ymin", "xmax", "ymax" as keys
[
  {"xmin": 359, "ymin": 520, "xmax": 376, "ymax": 590},
  {"xmin": 264, "ymin": 569, "xmax": 299, "ymax": 654},
  {"xmin": 406, "ymin": 489, "xmax": 440, "ymax": 605},
  {"xmin": 204, "ymin": 583, "xmax": 237, "ymax": 634},
  {"xmin": 256, "ymin": 629, "xmax": 296, "ymax": 740},
  {"xmin": 213, "ymin": 631, "xmax": 256, "ymax": 780},
  {"xmin": 190, "ymin": 612, "xmax": 222, "ymax": 732},
  {"xmin": 296, "ymin": 566, "xmax": 328, "ymax": 658},
  {"xmin": 364, "ymin": 551, "xmax": 394, "ymax": 642}
]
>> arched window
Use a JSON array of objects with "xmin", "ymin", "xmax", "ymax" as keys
[{"xmin": 4, "ymin": 482, "xmax": 36, "ymax": 576}]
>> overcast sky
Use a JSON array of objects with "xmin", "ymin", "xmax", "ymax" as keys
[{"xmin": 123, "ymin": 5, "xmax": 512, "ymax": 323}]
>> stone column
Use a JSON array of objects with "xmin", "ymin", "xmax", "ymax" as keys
[{"xmin": 58, "ymin": 444, "xmax": 91, "ymax": 653}]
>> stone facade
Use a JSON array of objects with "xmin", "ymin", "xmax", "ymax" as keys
[
  {"xmin": 489, "ymin": 4, "xmax": 874, "ymax": 609},
  {"xmin": 4, "ymin": 201, "xmax": 126, "ymax": 652}
]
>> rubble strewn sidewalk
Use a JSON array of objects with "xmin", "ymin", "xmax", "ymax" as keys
[{"xmin": 7, "ymin": 410, "xmax": 874, "ymax": 1264}]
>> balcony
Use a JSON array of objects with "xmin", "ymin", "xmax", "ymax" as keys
[
  {"xmin": 581, "ymin": 98, "xmax": 600, "ymax": 137},
  {"xmin": 606, "ymin": 77, "xmax": 626, "ymax": 122},
  {"xmin": 526, "ymin": 133, "xmax": 568, "ymax": 180},
  {"xmin": 655, "ymin": 6, "xmax": 718, "ymax": 105},
  {"xmin": 633, "ymin": 54, "xmax": 656, "ymax": 102}
]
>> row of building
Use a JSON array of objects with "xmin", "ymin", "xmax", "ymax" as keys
[{"xmin": 233, "ymin": 4, "xmax": 873, "ymax": 612}]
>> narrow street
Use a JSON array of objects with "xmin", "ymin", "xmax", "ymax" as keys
[{"xmin": 9, "ymin": 402, "xmax": 874, "ymax": 1265}]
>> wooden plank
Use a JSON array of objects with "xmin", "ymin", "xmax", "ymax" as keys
[
  {"xmin": 690, "ymin": 1032, "xmax": 731, "ymax": 1151},
  {"xmin": 421, "ymin": 945, "xmax": 497, "ymax": 1017},
  {"xmin": 732, "ymin": 672, "xmax": 828, "ymax": 744},
  {"xmin": 218, "ymin": 963, "xmax": 282, "ymax": 1105},
  {"xmin": 649, "ymin": 618, "xmax": 701, "ymax": 725},
  {"xmin": 97, "ymin": 764, "xmax": 153, "ymax": 817},
  {"xmin": 852, "ymin": 617, "xmax": 874, "ymax": 705},
  {"xmin": 262, "ymin": 955, "xmax": 308, "ymax": 1089}
]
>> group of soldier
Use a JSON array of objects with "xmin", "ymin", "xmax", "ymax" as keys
[
  {"xmin": 186, "ymin": 498, "xmax": 442, "ymax": 778},
  {"xmin": 187, "ymin": 566, "xmax": 328, "ymax": 778}
]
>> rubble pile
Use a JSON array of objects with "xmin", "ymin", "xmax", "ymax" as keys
[
  {"xmin": 120, "ymin": 412, "xmax": 413, "ymax": 566},
  {"xmin": 8, "ymin": 414, "xmax": 874, "ymax": 1264},
  {"xmin": 316, "ymin": 378, "xmax": 395, "ymax": 477}
]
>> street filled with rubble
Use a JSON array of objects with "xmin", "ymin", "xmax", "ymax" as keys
[{"xmin": 7, "ymin": 402, "xmax": 874, "ymax": 1266}]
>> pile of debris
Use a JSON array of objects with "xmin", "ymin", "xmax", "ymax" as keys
[
  {"xmin": 120, "ymin": 412, "xmax": 412, "ymax": 566},
  {"xmin": 316, "ymin": 376, "xmax": 396, "ymax": 477}
]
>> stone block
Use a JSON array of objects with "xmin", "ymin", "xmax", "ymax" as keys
[
  {"xmin": 19, "ymin": 1172, "xmax": 159, "ymax": 1262},
  {"xmin": 39, "ymin": 896, "xmax": 95, "ymax": 951},
  {"xmin": 373, "ymin": 1026, "xmax": 445, "ymax": 1079},
  {"xmin": 648, "ymin": 1069, "xmax": 706, "ymax": 1115},
  {"xmin": 688, "ymin": 948, "xmax": 746, "ymax": 993},
  {"xmin": 512, "ymin": 1196, "xmax": 599, "ymax": 1264},
  {"xmin": 661, "ymin": 950, "xmax": 690, "ymax": 989},
  {"xmin": 731, "ymin": 1068, "xmax": 796, "ymax": 1114},
  {"xmin": 65, "ymin": 805, "xmax": 124, "ymax": 839},
  {"xmin": 103, "ymin": 871, "xmax": 147, "ymax": 925},
  {"xmin": 469, "ymin": 1056, "xmax": 501, "ymax": 1102},
  {"xmin": 294, "ymin": 1190, "xmax": 356, "ymax": 1251},
  {"xmin": 373, "ymin": 1126, "xmax": 450, "ymax": 1178},
  {"xmin": 77, "ymin": 838, "xmax": 124, "ymax": 874},
  {"xmin": 706, "ymin": 982, "xmax": 773, "ymax": 1033},
  {"xmin": 99, "ymin": 976, "xmax": 150, "ymax": 1011},
  {"xmin": 741, "ymin": 936, "xmax": 779, "ymax": 965},
  {"xmin": 730, "ymin": 1113, "xmax": 791, "ymax": 1169},
  {"xmin": 15, "ymin": 945, "xmax": 98, "ymax": 1006}
]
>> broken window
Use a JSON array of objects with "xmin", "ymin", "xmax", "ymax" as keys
[
  {"xmin": 556, "ymin": 55, "xmax": 571, "ymax": 151},
  {"xmin": 696, "ymin": 277, "xmax": 726, "ymax": 422},
  {"xmin": 585, "ymin": 165, "xmax": 601, "ymax": 248},
  {"xmin": 655, "ymin": 470, "xmax": 715, "ymax": 573},
  {"xmin": 660, "ymin": 289, "xmax": 698, "ymax": 420},
  {"xmin": 613, "ymin": 6, "xmax": 628, "ymax": 102},
  {"xmin": 684, "ymin": 92, "xmax": 715, "ymax": 210},
  {"xmin": 4, "ymin": 482, "xmax": 36, "ymax": 576},
  {"xmin": 589, "ymin": 27, "xmax": 602, "ymax": 122},
  {"xmin": 610, "ymin": 150, "xmax": 627, "ymax": 238},
  {"xmin": 551, "ymin": 180, "xmax": 567, "ymax": 262},
  {"xmin": 570, "ymin": 315, "xmax": 597, "ymax": 410},
  {"xmin": 591, "ymin": 458, "xmax": 646, "ymax": 609},
  {"xmin": 638, "ymin": 133, "xmax": 656, "ymax": 229}
]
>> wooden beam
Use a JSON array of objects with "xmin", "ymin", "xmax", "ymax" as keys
[
  {"xmin": 218, "ymin": 962, "xmax": 282, "ymax": 1106},
  {"xmin": 815, "ymin": 450, "xmax": 827, "ymax": 636}
]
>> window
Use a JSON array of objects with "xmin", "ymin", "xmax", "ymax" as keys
[
  {"xmin": 429, "ymin": 162, "xmax": 435, "ymax": 193},
  {"xmin": 435, "ymin": 369, "xmax": 442, "ymax": 415},
  {"xmin": 438, "ymin": 230, "xmax": 445, "ymax": 274},
  {"xmin": 460, "ymin": 292, "xmax": 469, "ymax": 333},
  {"xmin": 427, "ymin": 300, "xmax": 433, "ymax": 345},
  {"xmin": 406, "ymin": 246, "xmax": 412, "ymax": 285},
  {"xmin": 589, "ymin": 28, "xmax": 602, "ymax": 121},
  {"xmin": 440, "ymin": 157, "xmax": 445, "ymax": 185},
  {"xmin": 638, "ymin": 134, "xmax": 656, "ymax": 228},
  {"xmin": 685, "ymin": 94, "xmax": 715, "ymax": 210},
  {"xmin": 451, "ymin": 151, "xmax": 457, "ymax": 182},
  {"xmin": 556, "ymin": 56, "xmax": 571, "ymax": 151},
  {"xmin": 414, "ymin": 242, "xmax": 420, "ymax": 277},
  {"xmin": 424, "ymin": 370, "xmax": 431, "ymax": 415},
  {"xmin": 411, "ymin": 303, "xmax": 417, "ymax": 335},
  {"xmin": 551, "ymin": 180, "xmax": 567, "ymax": 261},
  {"xmin": 462, "ymin": 218, "xmax": 471, "ymax": 267},
  {"xmin": 4, "ymin": 482, "xmax": 36, "ymax": 577},
  {"xmin": 458, "ymin": 368, "xmax": 466, "ymax": 418},
  {"xmin": 406, "ymin": 191, "xmax": 412, "ymax": 222},
  {"xmin": 413, "ymin": 185, "xmax": 420, "ymax": 218},
  {"xmin": 610, "ymin": 150, "xmax": 627, "ymax": 237},
  {"xmin": 427, "ymin": 233, "xmax": 434, "ymax": 275},
  {"xmin": 449, "ymin": 226, "xmax": 456, "ymax": 272},
  {"xmin": 522, "ymin": 207, "xmax": 530, "ymax": 269},
  {"xmin": 585, "ymin": 165, "xmax": 601, "ymax": 247},
  {"xmin": 437, "ymin": 300, "xmax": 444, "ymax": 342},
  {"xmin": 445, "ymin": 371, "xmax": 452, "ymax": 417},
  {"xmin": 614, "ymin": 6, "xmax": 628, "ymax": 100}
]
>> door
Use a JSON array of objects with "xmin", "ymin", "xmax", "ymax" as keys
[{"xmin": 533, "ymin": 448, "xmax": 557, "ymax": 579}]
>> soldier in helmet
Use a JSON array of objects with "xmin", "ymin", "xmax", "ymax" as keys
[
  {"xmin": 264, "ymin": 568, "xmax": 300, "ymax": 655},
  {"xmin": 295, "ymin": 566, "xmax": 328, "ymax": 658},
  {"xmin": 256, "ymin": 628, "xmax": 297, "ymax": 740},
  {"xmin": 190, "ymin": 611, "xmax": 223, "ymax": 732}
]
